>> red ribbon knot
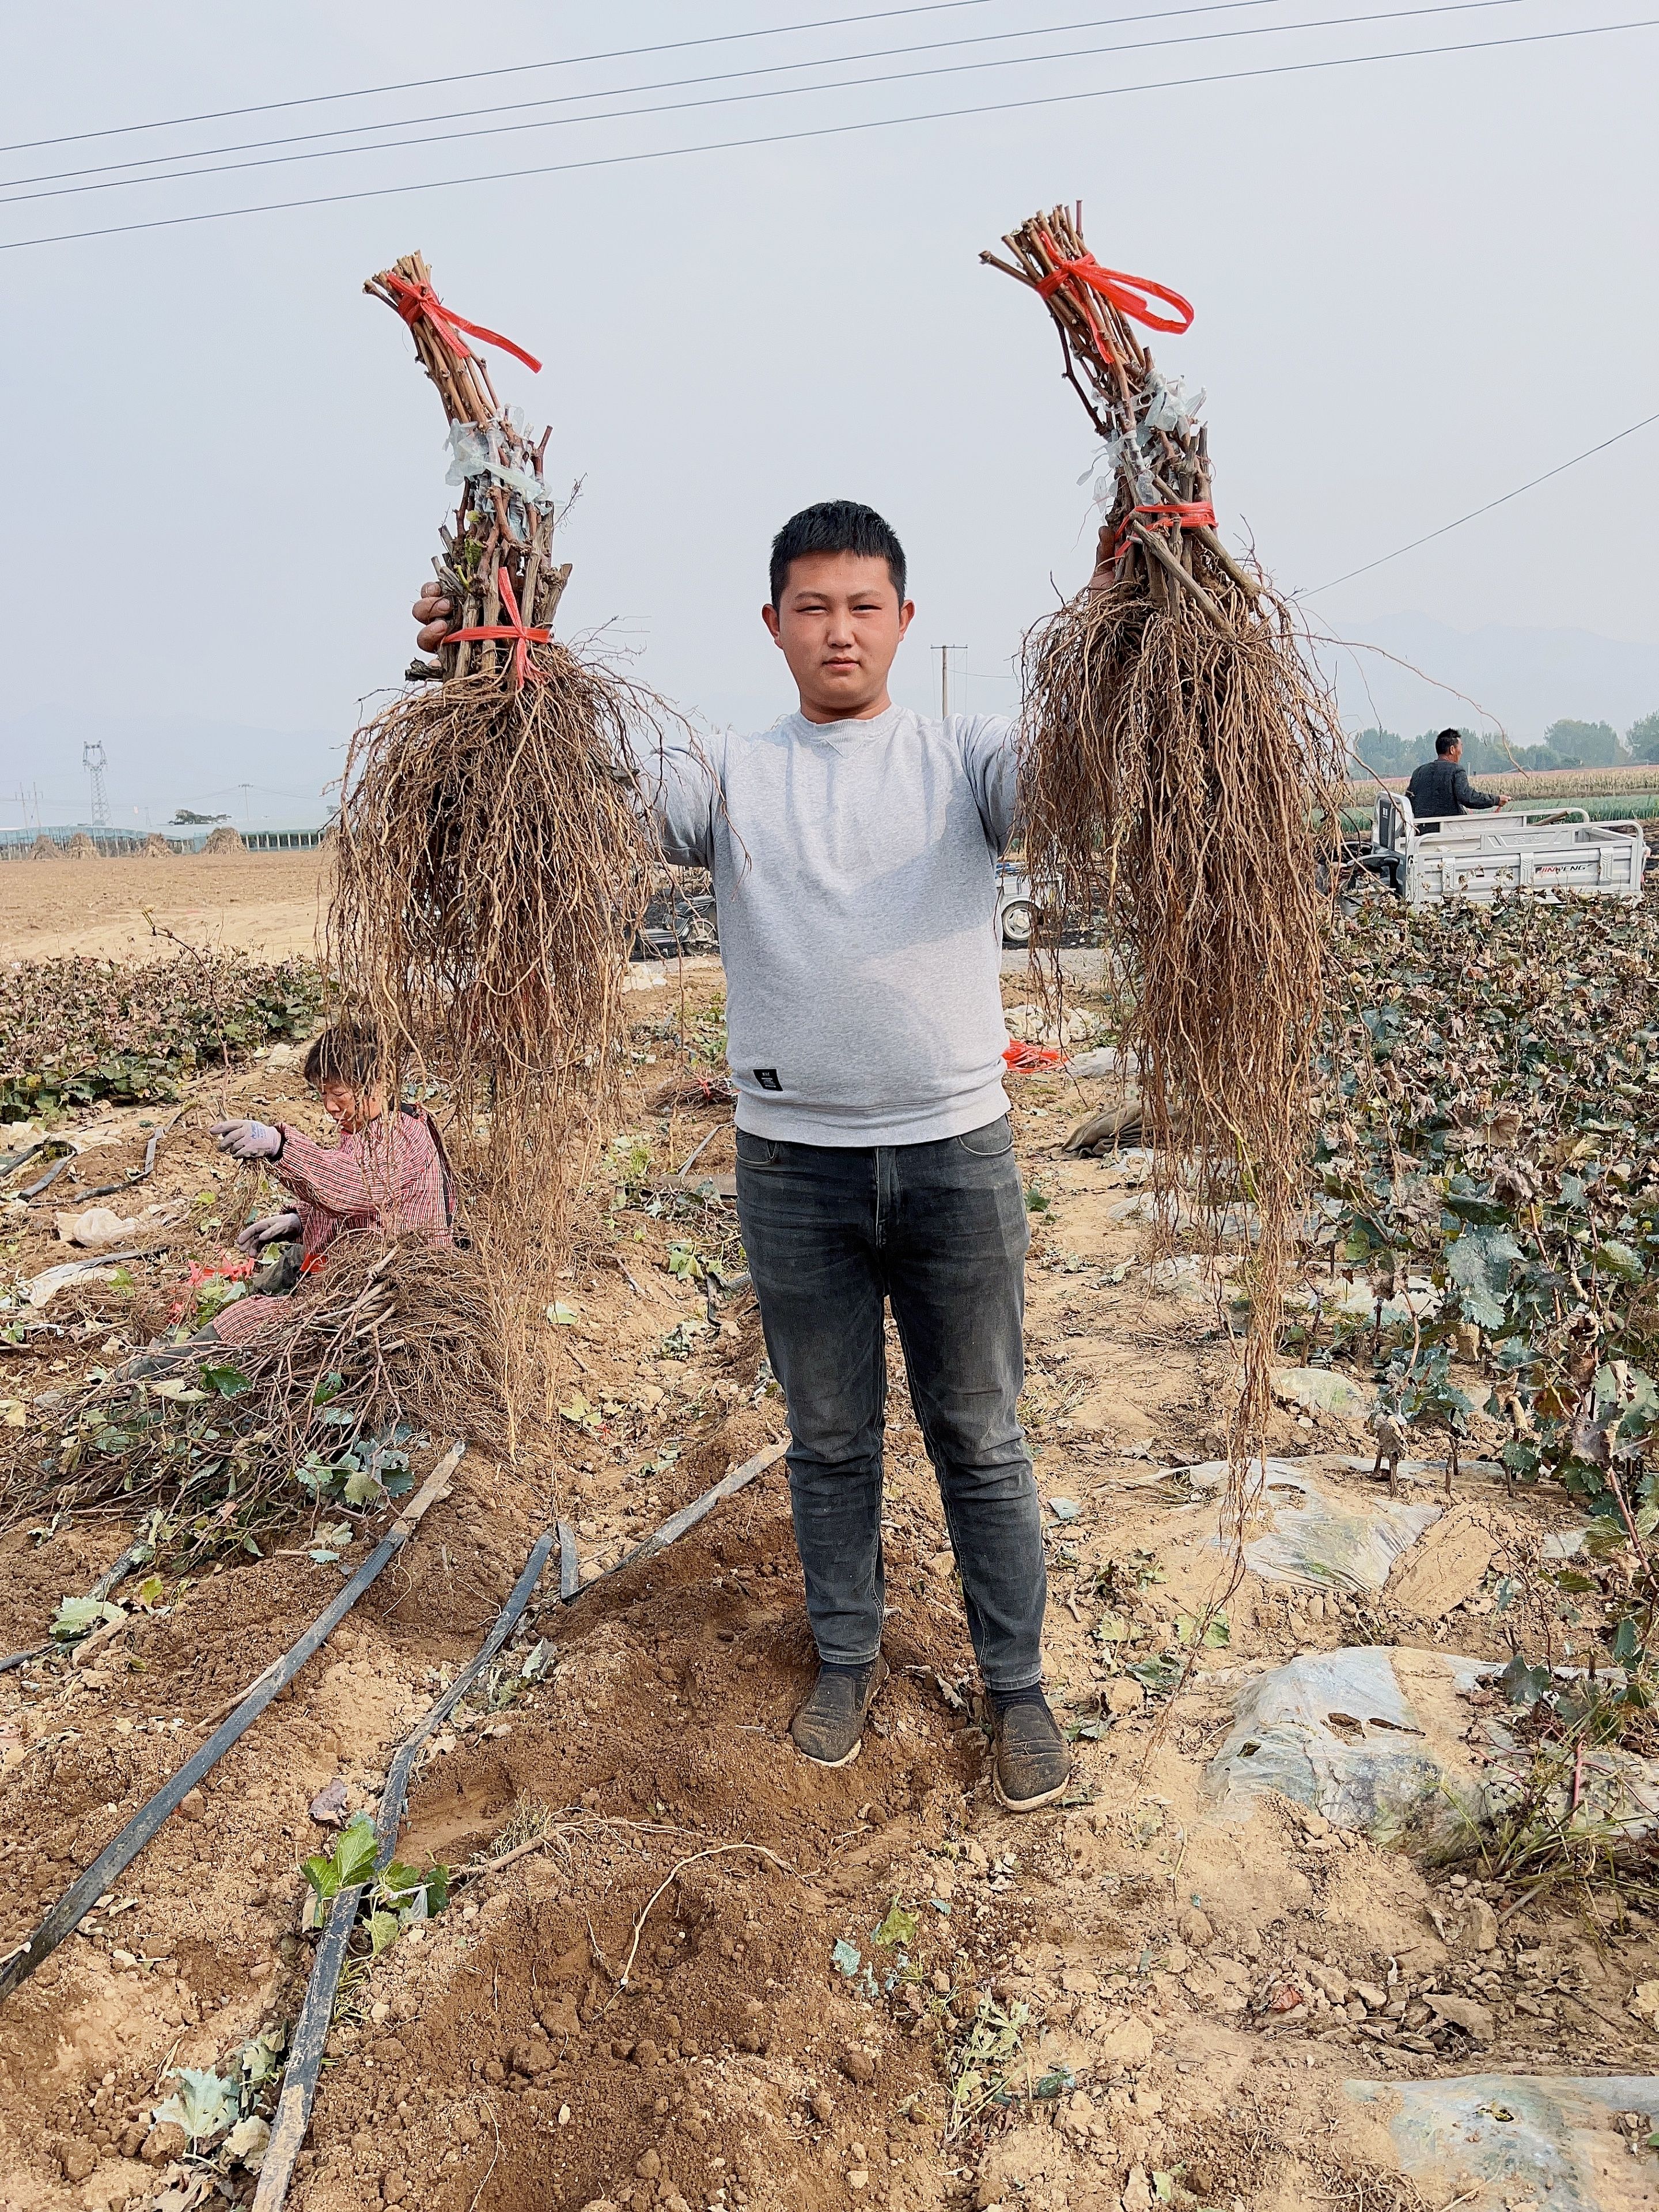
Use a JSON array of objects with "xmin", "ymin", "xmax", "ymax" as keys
[
  {"xmin": 1035, "ymin": 249, "xmax": 1195, "ymax": 338},
  {"xmin": 445, "ymin": 569, "xmax": 550, "ymax": 688},
  {"xmin": 381, "ymin": 271, "xmax": 542, "ymax": 374}
]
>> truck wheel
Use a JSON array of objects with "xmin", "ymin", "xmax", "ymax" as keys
[{"xmin": 1000, "ymin": 899, "xmax": 1035, "ymax": 948}]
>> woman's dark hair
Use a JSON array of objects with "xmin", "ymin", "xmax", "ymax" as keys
[
  {"xmin": 302, "ymin": 1024, "xmax": 382, "ymax": 1088},
  {"xmin": 768, "ymin": 500, "xmax": 906, "ymax": 608}
]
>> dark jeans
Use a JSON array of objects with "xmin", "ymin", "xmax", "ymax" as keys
[{"xmin": 734, "ymin": 1115, "xmax": 1046, "ymax": 1694}]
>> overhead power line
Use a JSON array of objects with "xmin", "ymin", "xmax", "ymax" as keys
[
  {"xmin": 0, "ymin": 0, "xmax": 1357, "ymax": 192},
  {"xmin": 1, "ymin": 16, "xmax": 1651, "ymax": 256},
  {"xmin": 1300, "ymin": 408, "xmax": 1659, "ymax": 595},
  {"xmin": 0, "ymin": 0, "xmax": 1520, "ymax": 210},
  {"xmin": 0, "ymin": 0, "xmax": 1520, "ymax": 211},
  {"xmin": 0, "ymin": 1, "xmax": 998, "ymax": 156}
]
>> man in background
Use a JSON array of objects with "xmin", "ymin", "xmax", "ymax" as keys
[{"xmin": 1406, "ymin": 729, "xmax": 1508, "ymax": 824}]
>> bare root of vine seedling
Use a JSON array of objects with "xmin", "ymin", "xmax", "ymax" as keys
[
  {"xmin": 329, "ymin": 661, "xmax": 669, "ymax": 1228},
  {"xmin": 986, "ymin": 205, "xmax": 1348, "ymax": 1486}
]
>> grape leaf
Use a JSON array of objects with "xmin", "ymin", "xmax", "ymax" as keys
[
  {"xmin": 1446, "ymin": 1224, "xmax": 1524, "ymax": 1330},
  {"xmin": 874, "ymin": 1901, "xmax": 918, "ymax": 1949},
  {"xmin": 152, "ymin": 2066, "xmax": 238, "ymax": 2143}
]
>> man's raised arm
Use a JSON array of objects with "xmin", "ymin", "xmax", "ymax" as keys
[{"xmin": 1453, "ymin": 765, "xmax": 1505, "ymax": 812}]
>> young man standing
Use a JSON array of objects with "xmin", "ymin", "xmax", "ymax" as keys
[{"xmin": 414, "ymin": 500, "xmax": 1070, "ymax": 1810}]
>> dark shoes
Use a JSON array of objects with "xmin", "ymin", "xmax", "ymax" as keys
[
  {"xmin": 990, "ymin": 1694, "xmax": 1071, "ymax": 1812},
  {"xmin": 789, "ymin": 1661, "xmax": 1069, "ymax": 1808},
  {"xmin": 790, "ymin": 1656, "xmax": 889, "ymax": 1768}
]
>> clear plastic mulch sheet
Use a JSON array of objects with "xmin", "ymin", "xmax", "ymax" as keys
[
  {"xmin": 1346, "ymin": 2074, "xmax": 1659, "ymax": 2212},
  {"xmin": 1182, "ymin": 1459, "xmax": 1441, "ymax": 1594},
  {"xmin": 1207, "ymin": 1645, "xmax": 1659, "ymax": 1858},
  {"xmin": 1206, "ymin": 1645, "xmax": 1492, "ymax": 1854}
]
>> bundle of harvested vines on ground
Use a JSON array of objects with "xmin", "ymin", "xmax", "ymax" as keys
[
  {"xmin": 24, "ymin": 1238, "xmax": 509, "ymax": 1550},
  {"xmin": 984, "ymin": 207, "xmax": 1347, "ymax": 1459},
  {"xmin": 333, "ymin": 253, "xmax": 669, "ymax": 1226},
  {"xmin": 225, "ymin": 1235, "xmax": 510, "ymax": 1456}
]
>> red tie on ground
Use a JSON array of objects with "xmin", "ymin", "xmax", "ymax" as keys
[
  {"xmin": 445, "ymin": 569, "xmax": 551, "ymax": 690},
  {"xmin": 1003, "ymin": 1041, "xmax": 1071, "ymax": 1073}
]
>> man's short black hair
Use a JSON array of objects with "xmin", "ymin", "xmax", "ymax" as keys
[
  {"xmin": 769, "ymin": 501, "xmax": 906, "ymax": 608},
  {"xmin": 1435, "ymin": 728, "xmax": 1462, "ymax": 756}
]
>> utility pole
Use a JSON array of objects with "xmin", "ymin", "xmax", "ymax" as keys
[
  {"xmin": 82, "ymin": 743, "xmax": 110, "ymax": 828},
  {"xmin": 240, "ymin": 782, "xmax": 253, "ymax": 829},
  {"xmin": 934, "ymin": 644, "xmax": 966, "ymax": 721}
]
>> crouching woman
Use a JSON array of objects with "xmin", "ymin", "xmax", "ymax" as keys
[{"xmin": 204, "ymin": 1024, "xmax": 454, "ymax": 1350}]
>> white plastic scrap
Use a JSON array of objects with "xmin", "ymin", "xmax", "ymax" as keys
[
  {"xmin": 1270, "ymin": 1367, "xmax": 1376, "ymax": 1422},
  {"xmin": 55, "ymin": 1205, "xmax": 141, "ymax": 1249},
  {"xmin": 1286, "ymin": 1275, "xmax": 1441, "ymax": 1327},
  {"xmin": 26, "ymin": 1256, "xmax": 128, "ymax": 1309},
  {"xmin": 1066, "ymin": 1046, "xmax": 1140, "ymax": 1080}
]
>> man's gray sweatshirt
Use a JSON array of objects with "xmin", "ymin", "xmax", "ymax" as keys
[{"xmin": 639, "ymin": 705, "xmax": 1018, "ymax": 1146}]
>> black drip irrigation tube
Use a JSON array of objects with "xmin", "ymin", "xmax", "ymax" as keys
[
  {"xmin": 253, "ymin": 1525, "xmax": 556, "ymax": 2211},
  {"xmin": 254, "ymin": 1434, "xmax": 787, "ymax": 2209},
  {"xmin": 73, "ymin": 1119, "xmax": 169, "ymax": 1206},
  {"xmin": 0, "ymin": 1441, "xmax": 465, "ymax": 2006},
  {"xmin": 17, "ymin": 1143, "xmax": 78, "ymax": 1202},
  {"xmin": 0, "ymin": 1535, "xmax": 155, "ymax": 1677},
  {"xmin": 555, "ymin": 1436, "xmax": 787, "ymax": 1604},
  {"xmin": 0, "ymin": 1135, "xmax": 51, "ymax": 1181},
  {"xmin": 6, "ymin": 1118, "xmax": 171, "ymax": 1210}
]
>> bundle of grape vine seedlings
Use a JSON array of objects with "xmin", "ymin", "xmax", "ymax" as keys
[
  {"xmin": 984, "ymin": 206, "xmax": 1346, "ymax": 1449},
  {"xmin": 332, "ymin": 253, "xmax": 668, "ymax": 1228}
]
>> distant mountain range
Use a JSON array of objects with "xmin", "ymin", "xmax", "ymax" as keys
[
  {"xmin": 1319, "ymin": 613, "xmax": 1659, "ymax": 747},
  {"xmin": 0, "ymin": 708, "xmax": 344, "ymax": 833}
]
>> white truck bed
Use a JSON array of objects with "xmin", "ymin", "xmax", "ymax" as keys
[{"xmin": 1371, "ymin": 791, "xmax": 1646, "ymax": 907}]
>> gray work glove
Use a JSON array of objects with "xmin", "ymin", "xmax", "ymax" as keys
[
  {"xmin": 210, "ymin": 1119, "xmax": 283, "ymax": 1161},
  {"xmin": 236, "ymin": 1210, "xmax": 302, "ymax": 1255}
]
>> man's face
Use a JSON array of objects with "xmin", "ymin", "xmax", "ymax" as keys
[
  {"xmin": 1445, "ymin": 740, "xmax": 1462, "ymax": 764},
  {"xmin": 761, "ymin": 551, "xmax": 915, "ymax": 722}
]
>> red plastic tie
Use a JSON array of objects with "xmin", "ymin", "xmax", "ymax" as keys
[
  {"xmin": 445, "ymin": 567, "xmax": 551, "ymax": 688},
  {"xmin": 1104, "ymin": 499, "xmax": 1218, "ymax": 566},
  {"xmin": 1035, "ymin": 249, "xmax": 1195, "ymax": 338},
  {"xmin": 380, "ymin": 271, "xmax": 542, "ymax": 374},
  {"xmin": 1003, "ymin": 1041, "xmax": 1070, "ymax": 1073}
]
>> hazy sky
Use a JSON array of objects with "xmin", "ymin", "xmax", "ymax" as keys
[{"xmin": 2, "ymin": 0, "xmax": 1655, "ymax": 820}]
